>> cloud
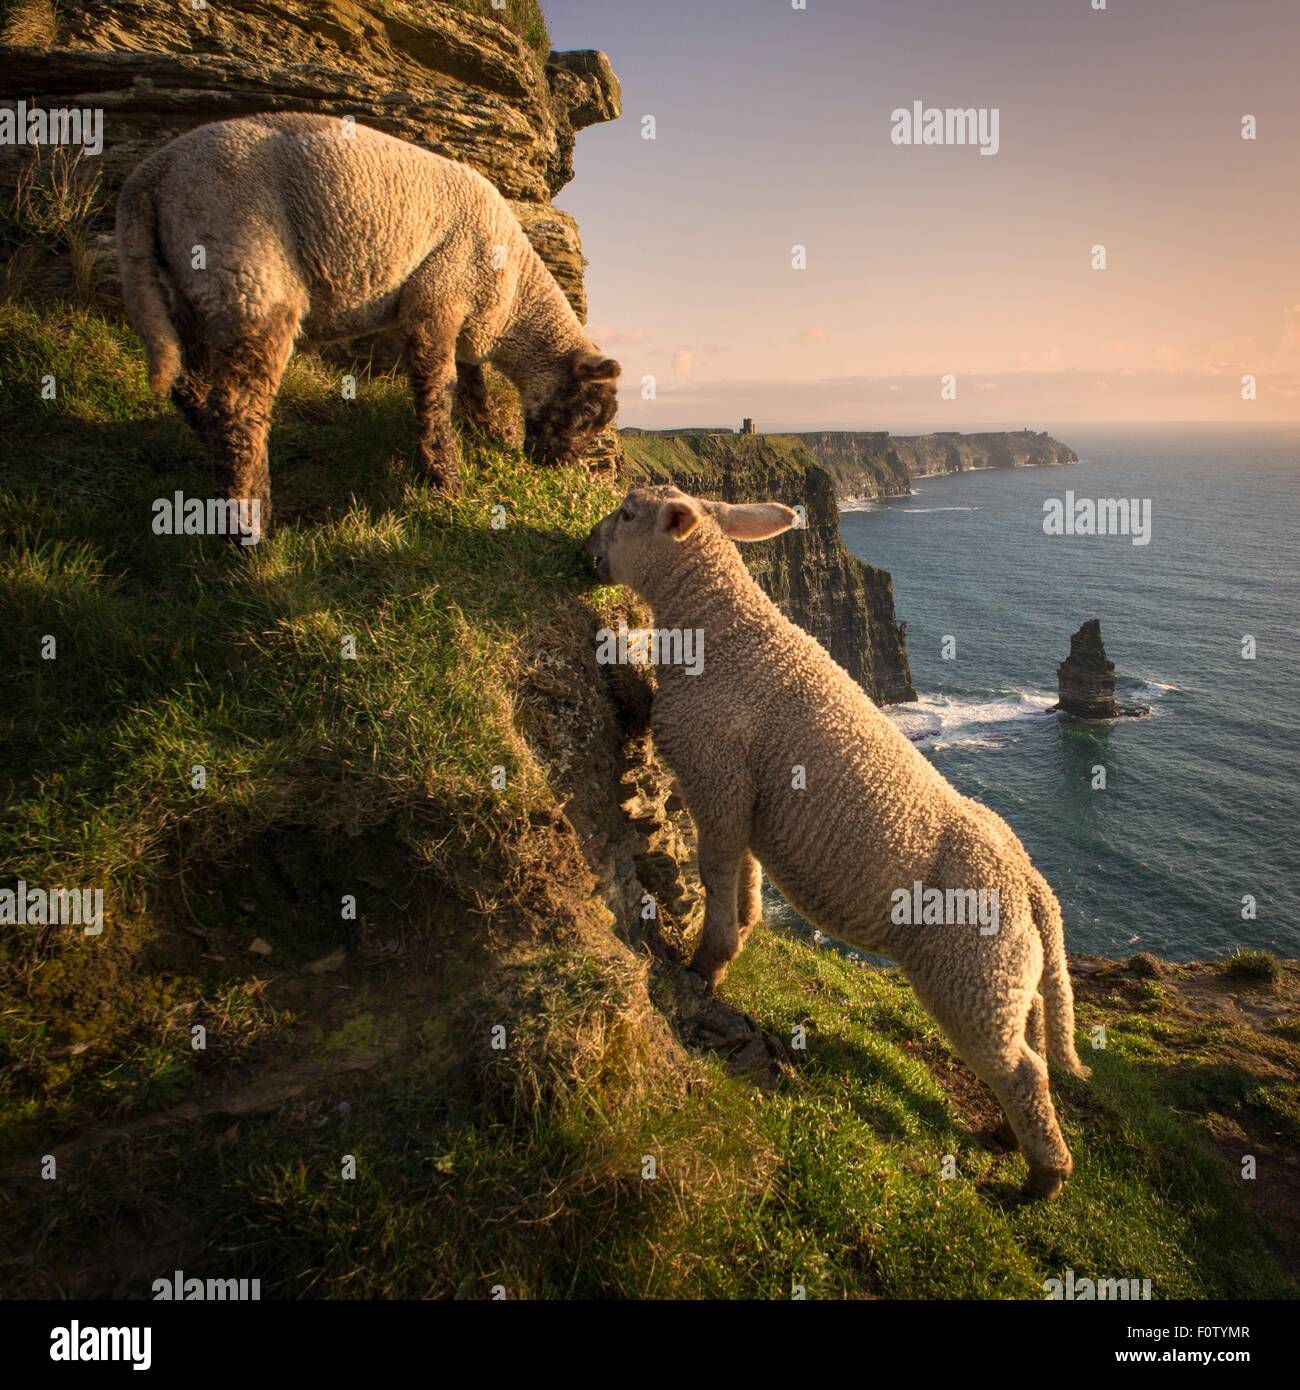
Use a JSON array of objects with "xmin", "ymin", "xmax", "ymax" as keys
[{"xmin": 585, "ymin": 324, "xmax": 646, "ymax": 347}]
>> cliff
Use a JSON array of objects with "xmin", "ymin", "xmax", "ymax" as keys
[
  {"xmin": 0, "ymin": 0, "xmax": 619, "ymax": 318},
  {"xmin": 619, "ymin": 431, "xmax": 917, "ymax": 705},
  {"xmin": 795, "ymin": 429, "xmax": 1079, "ymax": 500}
]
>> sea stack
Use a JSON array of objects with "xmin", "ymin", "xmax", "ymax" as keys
[
  {"xmin": 1053, "ymin": 619, "xmax": 1151, "ymax": 720},
  {"xmin": 1056, "ymin": 619, "xmax": 1119, "ymax": 719}
]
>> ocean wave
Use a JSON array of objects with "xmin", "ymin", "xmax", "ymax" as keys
[
  {"xmin": 897, "ymin": 506, "xmax": 982, "ymax": 513},
  {"xmin": 885, "ymin": 688, "xmax": 1056, "ymax": 750},
  {"xmin": 1116, "ymin": 674, "xmax": 1182, "ymax": 703}
]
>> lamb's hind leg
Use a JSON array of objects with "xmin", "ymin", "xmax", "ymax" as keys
[
  {"xmin": 736, "ymin": 850, "xmax": 763, "ymax": 950},
  {"xmin": 197, "ymin": 308, "xmax": 297, "ymax": 540},
  {"xmin": 973, "ymin": 1037, "xmax": 1073, "ymax": 1198},
  {"xmin": 1026, "ymin": 992, "xmax": 1046, "ymax": 1059},
  {"xmin": 994, "ymin": 993, "xmax": 1046, "ymax": 1150}
]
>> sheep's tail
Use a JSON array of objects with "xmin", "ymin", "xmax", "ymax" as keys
[
  {"xmin": 1030, "ymin": 874, "xmax": 1091, "ymax": 1080},
  {"xmin": 115, "ymin": 157, "xmax": 181, "ymax": 395}
]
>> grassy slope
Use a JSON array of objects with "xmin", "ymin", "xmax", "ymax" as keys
[
  {"xmin": 619, "ymin": 430, "xmax": 814, "ymax": 488},
  {"xmin": 0, "ymin": 305, "xmax": 1296, "ymax": 1298}
]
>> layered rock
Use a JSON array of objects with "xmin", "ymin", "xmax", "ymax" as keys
[
  {"xmin": 0, "ymin": 0, "xmax": 620, "ymax": 318},
  {"xmin": 619, "ymin": 431, "xmax": 917, "ymax": 706},
  {"xmin": 795, "ymin": 429, "xmax": 1078, "ymax": 501},
  {"xmin": 1053, "ymin": 619, "xmax": 1150, "ymax": 720},
  {"xmin": 1055, "ymin": 619, "xmax": 1117, "ymax": 719}
]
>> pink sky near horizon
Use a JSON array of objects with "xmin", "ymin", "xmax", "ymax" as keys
[{"xmin": 545, "ymin": 0, "xmax": 1300, "ymax": 429}]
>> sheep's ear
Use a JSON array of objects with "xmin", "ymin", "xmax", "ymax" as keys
[
  {"xmin": 715, "ymin": 502, "xmax": 797, "ymax": 543},
  {"xmin": 658, "ymin": 498, "xmax": 700, "ymax": 541},
  {"xmin": 572, "ymin": 351, "xmax": 621, "ymax": 381}
]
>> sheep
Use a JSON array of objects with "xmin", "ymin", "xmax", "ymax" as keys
[
  {"xmin": 584, "ymin": 485, "xmax": 1091, "ymax": 1198},
  {"xmin": 116, "ymin": 112, "xmax": 621, "ymax": 528}
]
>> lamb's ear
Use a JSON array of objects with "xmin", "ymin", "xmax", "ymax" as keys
[
  {"xmin": 714, "ymin": 502, "xmax": 797, "ymax": 543},
  {"xmin": 658, "ymin": 497, "xmax": 700, "ymax": 541},
  {"xmin": 572, "ymin": 351, "xmax": 621, "ymax": 381}
]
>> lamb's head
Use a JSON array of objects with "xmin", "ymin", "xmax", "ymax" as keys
[
  {"xmin": 583, "ymin": 486, "xmax": 797, "ymax": 596},
  {"xmin": 524, "ymin": 349, "xmax": 621, "ymax": 466}
]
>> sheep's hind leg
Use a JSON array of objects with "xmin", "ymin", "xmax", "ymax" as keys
[
  {"xmin": 979, "ymin": 1040, "xmax": 1073, "ymax": 1198},
  {"xmin": 736, "ymin": 850, "xmax": 763, "ymax": 950},
  {"xmin": 1026, "ymin": 993, "xmax": 1046, "ymax": 1060},
  {"xmin": 199, "ymin": 310, "xmax": 296, "ymax": 541},
  {"xmin": 992, "ymin": 994, "xmax": 1046, "ymax": 1149}
]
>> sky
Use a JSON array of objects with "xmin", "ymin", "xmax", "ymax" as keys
[{"xmin": 544, "ymin": 0, "xmax": 1300, "ymax": 430}]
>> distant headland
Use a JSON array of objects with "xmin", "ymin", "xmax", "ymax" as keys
[{"xmin": 619, "ymin": 425, "xmax": 1079, "ymax": 501}]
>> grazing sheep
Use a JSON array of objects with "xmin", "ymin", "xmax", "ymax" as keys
[
  {"xmin": 116, "ymin": 113, "xmax": 620, "ymax": 525},
  {"xmin": 584, "ymin": 486, "xmax": 1091, "ymax": 1198}
]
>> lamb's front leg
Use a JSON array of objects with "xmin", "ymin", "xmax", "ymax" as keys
[
  {"xmin": 689, "ymin": 833, "xmax": 750, "ymax": 990},
  {"xmin": 453, "ymin": 361, "xmax": 501, "ymax": 439}
]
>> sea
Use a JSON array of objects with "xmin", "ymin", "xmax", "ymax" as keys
[{"xmin": 833, "ymin": 425, "xmax": 1300, "ymax": 962}]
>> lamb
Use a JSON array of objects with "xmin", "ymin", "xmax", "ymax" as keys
[
  {"xmin": 583, "ymin": 486, "xmax": 1091, "ymax": 1198},
  {"xmin": 116, "ymin": 113, "xmax": 620, "ymax": 527}
]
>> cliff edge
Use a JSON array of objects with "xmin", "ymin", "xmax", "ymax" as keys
[{"xmin": 796, "ymin": 429, "xmax": 1079, "ymax": 501}]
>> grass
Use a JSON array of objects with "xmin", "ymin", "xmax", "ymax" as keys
[
  {"xmin": 1, "ymin": 304, "xmax": 1297, "ymax": 1299},
  {"xmin": 0, "ymin": 0, "xmax": 59, "ymax": 48},
  {"xmin": 1221, "ymin": 949, "xmax": 1281, "ymax": 985},
  {"xmin": 0, "ymin": 144, "xmax": 106, "ymax": 305},
  {"xmin": 438, "ymin": 0, "xmax": 550, "ymax": 57}
]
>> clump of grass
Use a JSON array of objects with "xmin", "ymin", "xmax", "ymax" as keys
[
  {"xmin": 1221, "ymin": 949, "xmax": 1281, "ymax": 985},
  {"xmin": 0, "ymin": 0, "xmax": 59, "ymax": 48},
  {"xmin": 0, "ymin": 145, "xmax": 106, "ymax": 305},
  {"xmin": 435, "ymin": 0, "xmax": 549, "ymax": 57}
]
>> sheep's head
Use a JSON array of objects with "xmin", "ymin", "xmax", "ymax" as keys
[
  {"xmin": 583, "ymin": 486, "xmax": 797, "ymax": 595},
  {"xmin": 525, "ymin": 349, "xmax": 621, "ymax": 466}
]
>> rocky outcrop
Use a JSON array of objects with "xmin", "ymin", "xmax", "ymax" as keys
[
  {"xmin": 0, "ymin": 0, "xmax": 620, "ymax": 318},
  {"xmin": 795, "ymin": 429, "xmax": 1078, "ymax": 501},
  {"xmin": 1053, "ymin": 619, "xmax": 1149, "ymax": 720},
  {"xmin": 619, "ymin": 431, "xmax": 917, "ymax": 706},
  {"xmin": 1055, "ymin": 619, "xmax": 1117, "ymax": 718}
]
